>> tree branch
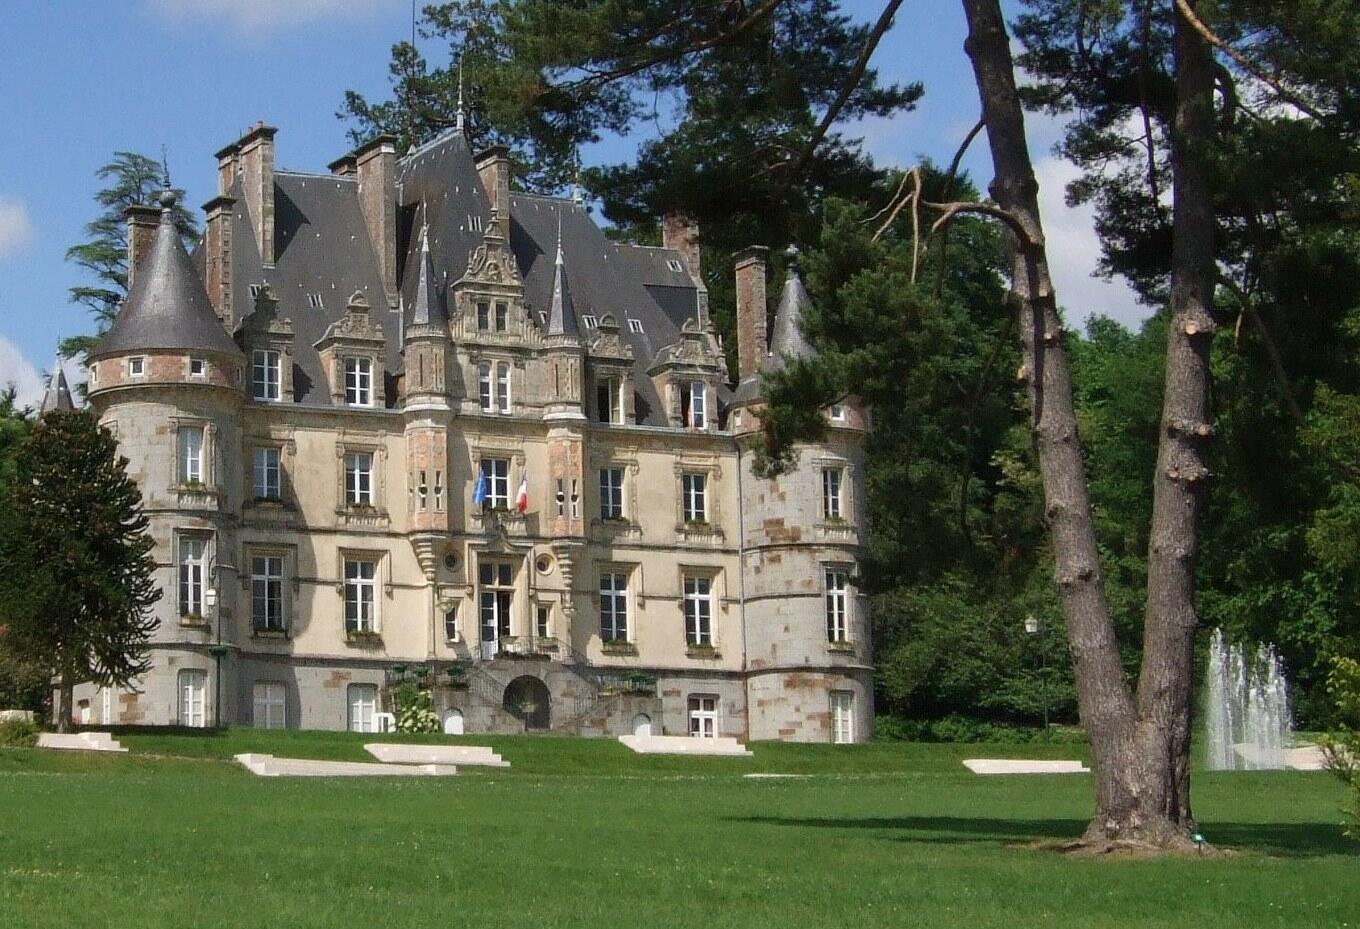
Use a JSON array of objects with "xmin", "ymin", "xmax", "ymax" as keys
[{"xmin": 1218, "ymin": 274, "xmax": 1304, "ymax": 428}]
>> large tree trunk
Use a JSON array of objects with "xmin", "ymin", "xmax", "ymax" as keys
[
  {"xmin": 959, "ymin": 0, "xmax": 1213, "ymax": 848},
  {"xmin": 1133, "ymin": 0, "xmax": 1219, "ymax": 837},
  {"xmin": 54, "ymin": 675, "xmax": 74, "ymax": 733}
]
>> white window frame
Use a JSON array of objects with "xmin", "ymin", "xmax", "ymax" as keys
[
  {"xmin": 251, "ymin": 554, "xmax": 285, "ymax": 632},
  {"xmin": 496, "ymin": 362, "xmax": 511, "ymax": 414},
  {"xmin": 345, "ymin": 452, "xmax": 373, "ymax": 507},
  {"xmin": 189, "ymin": 356, "xmax": 206, "ymax": 378},
  {"xmin": 688, "ymin": 694, "xmax": 718, "ymax": 739},
  {"xmin": 596, "ymin": 376, "xmax": 621, "ymax": 424},
  {"xmin": 347, "ymin": 683, "xmax": 378, "ymax": 733},
  {"xmin": 682, "ymin": 381, "xmax": 708, "ymax": 430},
  {"xmin": 599, "ymin": 467, "xmax": 624, "ymax": 520},
  {"xmin": 536, "ymin": 602, "xmax": 552, "ymax": 639},
  {"xmin": 178, "ymin": 536, "xmax": 206, "ymax": 618},
  {"xmin": 831, "ymin": 690, "xmax": 854, "ymax": 744},
  {"xmin": 829, "ymin": 403, "xmax": 847, "ymax": 423},
  {"xmin": 681, "ymin": 472, "xmax": 708, "ymax": 524},
  {"xmin": 822, "ymin": 467, "xmax": 843, "ymax": 520},
  {"xmin": 478, "ymin": 362, "xmax": 493, "ymax": 412},
  {"xmin": 179, "ymin": 669, "xmax": 207, "ymax": 728},
  {"xmin": 480, "ymin": 457, "xmax": 510, "ymax": 509},
  {"xmin": 478, "ymin": 559, "xmax": 515, "ymax": 650},
  {"xmin": 684, "ymin": 575, "xmax": 713, "ymax": 647},
  {"xmin": 599, "ymin": 571, "xmax": 629, "ymax": 643},
  {"xmin": 128, "ymin": 356, "xmax": 145, "ymax": 377},
  {"xmin": 253, "ymin": 682, "xmax": 287, "ymax": 730},
  {"xmin": 344, "ymin": 356, "xmax": 374, "ymax": 407},
  {"xmin": 178, "ymin": 426, "xmax": 204, "ymax": 485},
  {"xmin": 253, "ymin": 446, "xmax": 281, "ymax": 500},
  {"xmin": 494, "ymin": 301, "xmax": 509, "ymax": 332},
  {"xmin": 344, "ymin": 558, "xmax": 378, "ymax": 633},
  {"xmin": 825, "ymin": 569, "xmax": 850, "ymax": 643},
  {"xmin": 252, "ymin": 349, "xmax": 281, "ymax": 402}
]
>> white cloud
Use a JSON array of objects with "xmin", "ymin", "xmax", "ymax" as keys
[
  {"xmin": 147, "ymin": 0, "xmax": 398, "ymax": 32},
  {"xmin": 1032, "ymin": 153, "xmax": 1148, "ymax": 330},
  {"xmin": 0, "ymin": 337, "xmax": 45, "ymax": 410},
  {"xmin": 0, "ymin": 196, "xmax": 33, "ymax": 259}
]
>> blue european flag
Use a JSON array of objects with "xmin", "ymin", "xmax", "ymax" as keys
[{"xmin": 472, "ymin": 469, "xmax": 488, "ymax": 507}]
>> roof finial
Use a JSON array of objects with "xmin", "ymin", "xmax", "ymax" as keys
[
  {"xmin": 455, "ymin": 53, "xmax": 466, "ymax": 135},
  {"xmin": 571, "ymin": 151, "xmax": 583, "ymax": 205},
  {"xmin": 158, "ymin": 146, "xmax": 177, "ymax": 211},
  {"xmin": 555, "ymin": 207, "xmax": 564, "ymax": 264}
]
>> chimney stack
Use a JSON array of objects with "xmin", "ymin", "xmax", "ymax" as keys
[
  {"xmin": 125, "ymin": 204, "xmax": 161, "ymax": 291},
  {"xmin": 236, "ymin": 122, "xmax": 277, "ymax": 267},
  {"xmin": 662, "ymin": 213, "xmax": 702, "ymax": 280},
  {"xmin": 202, "ymin": 195, "xmax": 237, "ymax": 328},
  {"xmin": 353, "ymin": 135, "xmax": 397, "ymax": 305},
  {"xmin": 733, "ymin": 246, "xmax": 769, "ymax": 381},
  {"xmin": 214, "ymin": 140, "xmax": 240, "ymax": 196},
  {"xmin": 475, "ymin": 145, "xmax": 511, "ymax": 221}
]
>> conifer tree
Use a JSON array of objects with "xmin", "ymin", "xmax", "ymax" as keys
[{"xmin": 0, "ymin": 410, "xmax": 159, "ymax": 731}]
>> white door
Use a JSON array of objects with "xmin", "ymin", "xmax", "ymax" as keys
[
  {"xmin": 632, "ymin": 713, "xmax": 652, "ymax": 737},
  {"xmin": 348, "ymin": 684, "xmax": 378, "ymax": 733},
  {"xmin": 688, "ymin": 696, "xmax": 717, "ymax": 739},
  {"xmin": 443, "ymin": 709, "xmax": 464, "ymax": 735},
  {"xmin": 179, "ymin": 670, "xmax": 207, "ymax": 728},
  {"xmin": 831, "ymin": 691, "xmax": 854, "ymax": 744},
  {"xmin": 78, "ymin": 702, "xmax": 91, "ymax": 725},
  {"xmin": 101, "ymin": 687, "xmax": 113, "ymax": 725}
]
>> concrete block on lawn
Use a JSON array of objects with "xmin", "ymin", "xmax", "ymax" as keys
[
  {"xmin": 234, "ymin": 753, "xmax": 456, "ymax": 777},
  {"xmin": 364, "ymin": 743, "xmax": 509, "ymax": 768},
  {"xmin": 1231, "ymin": 743, "xmax": 1329, "ymax": 771},
  {"xmin": 0, "ymin": 710, "xmax": 35, "ymax": 723},
  {"xmin": 618, "ymin": 734, "xmax": 753, "ymax": 757},
  {"xmin": 963, "ymin": 759, "xmax": 1089, "ymax": 775},
  {"xmin": 37, "ymin": 732, "xmax": 128, "ymax": 753}
]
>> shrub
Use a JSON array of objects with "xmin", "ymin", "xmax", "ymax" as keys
[
  {"xmin": 0, "ymin": 718, "xmax": 39, "ymax": 747},
  {"xmin": 1320, "ymin": 656, "xmax": 1360, "ymax": 837},
  {"xmin": 874, "ymin": 714, "xmax": 1086, "ymax": 744},
  {"xmin": 393, "ymin": 683, "xmax": 440, "ymax": 733}
]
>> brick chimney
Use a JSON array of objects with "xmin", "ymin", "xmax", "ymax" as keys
[
  {"xmin": 662, "ymin": 213, "xmax": 701, "ymax": 280},
  {"xmin": 354, "ymin": 135, "xmax": 397, "ymax": 305},
  {"xmin": 124, "ymin": 204, "xmax": 161, "ymax": 291},
  {"xmin": 327, "ymin": 152, "xmax": 357, "ymax": 177},
  {"xmin": 202, "ymin": 195, "xmax": 237, "ymax": 328},
  {"xmin": 214, "ymin": 140, "xmax": 240, "ymax": 196},
  {"xmin": 475, "ymin": 145, "xmax": 511, "ymax": 221},
  {"xmin": 734, "ymin": 246, "xmax": 769, "ymax": 381},
  {"xmin": 237, "ymin": 123, "xmax": 277, "ymax": 267}
]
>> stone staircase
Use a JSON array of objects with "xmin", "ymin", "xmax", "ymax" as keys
[
  {"xmin": 365, "ymin": 743, "xmax": 509, "ymax": 768},
  {"xmin": 233, "ymin": 753, "xmax": 457, "ymax": 777},
  {"xmin": 618, "ymin": 734, "xmax": 753, "ymax": 757},
  {"xmin": 38, "ymin": 731, "xmax": 127, "ymax": 753}
]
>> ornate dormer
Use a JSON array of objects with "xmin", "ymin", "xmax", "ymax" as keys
[
  {"xmin": 586, "ymin": 314, "xmax": 636, "ymax": 425},
  {"xmin": 238, "ymin": 285, "xmax": 296, "ymax": 403},
  {"xmin": 314, "ymin": 291, "xmax": 387, "ymax": 408},
  {"xmin": 451, "ymin": 208, "xmax": 528, "ymax": 343},
  {"xmin": 402, "ymin": 224, "xmax": 451, "ymax": 408},
  {"xmin": 647, "ymin": 317, "xmax": 727, "ymax": 431}
]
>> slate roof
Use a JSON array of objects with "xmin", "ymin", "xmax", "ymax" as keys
[
  {"xmin": 95, "ymin": 196, "xmax": 242, "ymax": 360},
  {"xmin": 39, "ymin": 362, "xmax": 74, "ymax": 413},
  {"xmin": 765, "ymin": 251, "xmax": 815, "ymax": 373}
]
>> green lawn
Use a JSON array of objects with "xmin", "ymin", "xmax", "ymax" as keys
[{"xmin": 0, "ymin": 731, "xmax": 1354, "ymax": 928}]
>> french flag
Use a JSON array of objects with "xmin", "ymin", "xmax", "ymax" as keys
[{"xmin": 515, "ymin": 474, "xmax": 529, "ymax": 513}]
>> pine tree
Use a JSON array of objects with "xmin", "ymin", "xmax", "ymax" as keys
[{"xmin": 0, "ymin": 410, "xmax": 159, "ymax": 731}]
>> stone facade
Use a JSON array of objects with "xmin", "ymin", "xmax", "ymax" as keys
[{"xmin": 74, "ymin": 122, "xmax": 872, "ymax": 743}]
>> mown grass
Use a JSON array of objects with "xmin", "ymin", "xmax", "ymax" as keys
[{"xmin": 0, "ymin": 731, "xmax": 1354, "ymax": 929}]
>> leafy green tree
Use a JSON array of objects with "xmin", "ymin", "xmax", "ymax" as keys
[
  {"xmin": 0, "ymin": 410, "xmax": 159, "ymax": 730},
  {"xmin": 63, "ymin": 152, "xmax": 198, "ymax": 360},
  {"xmin": 1320, "ymin": 655, "xmax": 1360, "ymax": 837}
]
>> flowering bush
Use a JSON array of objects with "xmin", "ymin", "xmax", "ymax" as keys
[{"xmin": 393, "ymin": 683, "xmax": 440, "ymax": 733}]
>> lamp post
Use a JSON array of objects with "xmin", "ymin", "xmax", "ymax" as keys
[
  {"xmin": 205, "ymin": 586, "xmax": 220, "ymax": 729},
  {"xmin": 1025, "ymin": 614, "xmax": 1049, "ymax": 730}
]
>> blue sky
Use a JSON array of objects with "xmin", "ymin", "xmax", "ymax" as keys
[{"xmin": 0, "ymin": 0, "xmax": 1143, "ymax": 408}]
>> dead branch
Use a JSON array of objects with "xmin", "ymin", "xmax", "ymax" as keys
[{"xmin": 922, "ymin": 199, "xmax": 1039, "ymax": 248}]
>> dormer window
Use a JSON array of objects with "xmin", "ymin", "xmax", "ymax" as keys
[
  {"xmin": 496, "ymin": 362, "xmax": 511, "ymax": 414},
  {"xmin": 681, "ymin": 381, "xmax": 707, "ymax": 430},
  {"xmin": 307, "ymin": 293, "xmax": 325, "ymax": 309},
  {"xmin": 189, "ymin": 357, "xmax": 206, "ymax": 378},
  {"xmin": 494, "ymin": 301, "xmax": 508, "ymax": 332},
  {"xmin": 478, "ymin": 362, "xmax": 493, "ymax": 413},
  {"xmin": 829, "ymin": 404, "xmax": 847, "ymax": 423},
  {"xmin": 477, "ymin": 301, "xmax": 491, "ymax": 331},
  {"xmin": 582, "ymin": 314, "xmax": 598, "ymax": 329},
  {"xmin": 344, "ymin": 356, "xmax": 374, "ymax": 407},
  {"xmin": 666, "ymin": 259, "xmax": 684, "ymax": 273},
  {"xmin": 129, "ymin": 357, "xmax": 145, "ymax": 377},
  {"xmin": 252, "ymin": 350, "xmax": 281, "ymax": 402},
  {"xmin": 249, "ymin": 284, "xmax": 264, "ymax": 299},
  {"xmin": 627, "ymin": 319, "xmax": 644, "ymax": 334}
]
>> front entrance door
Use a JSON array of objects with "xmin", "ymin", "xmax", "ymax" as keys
[{"xmin": 479, "ymin": 561, "xmax": 514, "ymax": 660}]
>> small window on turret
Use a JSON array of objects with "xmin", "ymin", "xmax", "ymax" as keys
[
  {"xmin": 189, "ymin": 357, "xmax": 206, "ymax": 378},
  {"xmin": 307, "ymin": 293, "xmax": 325, "ymax": 309},
  {"xmin": 129, "ymin": 357, "xmax": 145, "ymax": 377},
  {"xmin": 582, "ymin": 314, "xmax": 598, "ymax": 328},
  {"xmin": 627, "ymin": 319, "xmax": 644, "ymax": 334},
  {"xmin": 828, "ymin": 404, "xmax": 847, "ymax": 423}
]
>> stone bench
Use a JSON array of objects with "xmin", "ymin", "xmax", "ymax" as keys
[
  {"xmin": 962, "ymin": 759, "xmax": 1089, "ymax": 774},
  {"xmin": 364, "ymin": 743, "xmax": 509, "ymax": 768},
  {"xmin": 234, "ymin": 753, "xmax": 456, "ymax": 777},
  {"xmin": 618, "ymin": 734, "xmax": 753, "ymax": 757}
]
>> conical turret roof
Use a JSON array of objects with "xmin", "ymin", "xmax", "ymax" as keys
[
  {"xmin": 764, "ymin": 246, "xmax": 815, "ymax": 372},
  {"xmin": 546, "ymin": 214, "xmax": 579, "ymax": 338},
  {"xmin": 92, "ymin": 192, "xmax": 240, "ymax": 360},
  {"xmin": 39, "ymin": 360, "xmax": 74, "ymax": 413},
  {"xmin": 406, "ymin": 222, "xmax": 445, "ymax": 327}
]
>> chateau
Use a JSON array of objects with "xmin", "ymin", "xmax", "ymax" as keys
[{"xmin": 71, "ymin": 121, "xmax": 871, "ymax": 742}]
